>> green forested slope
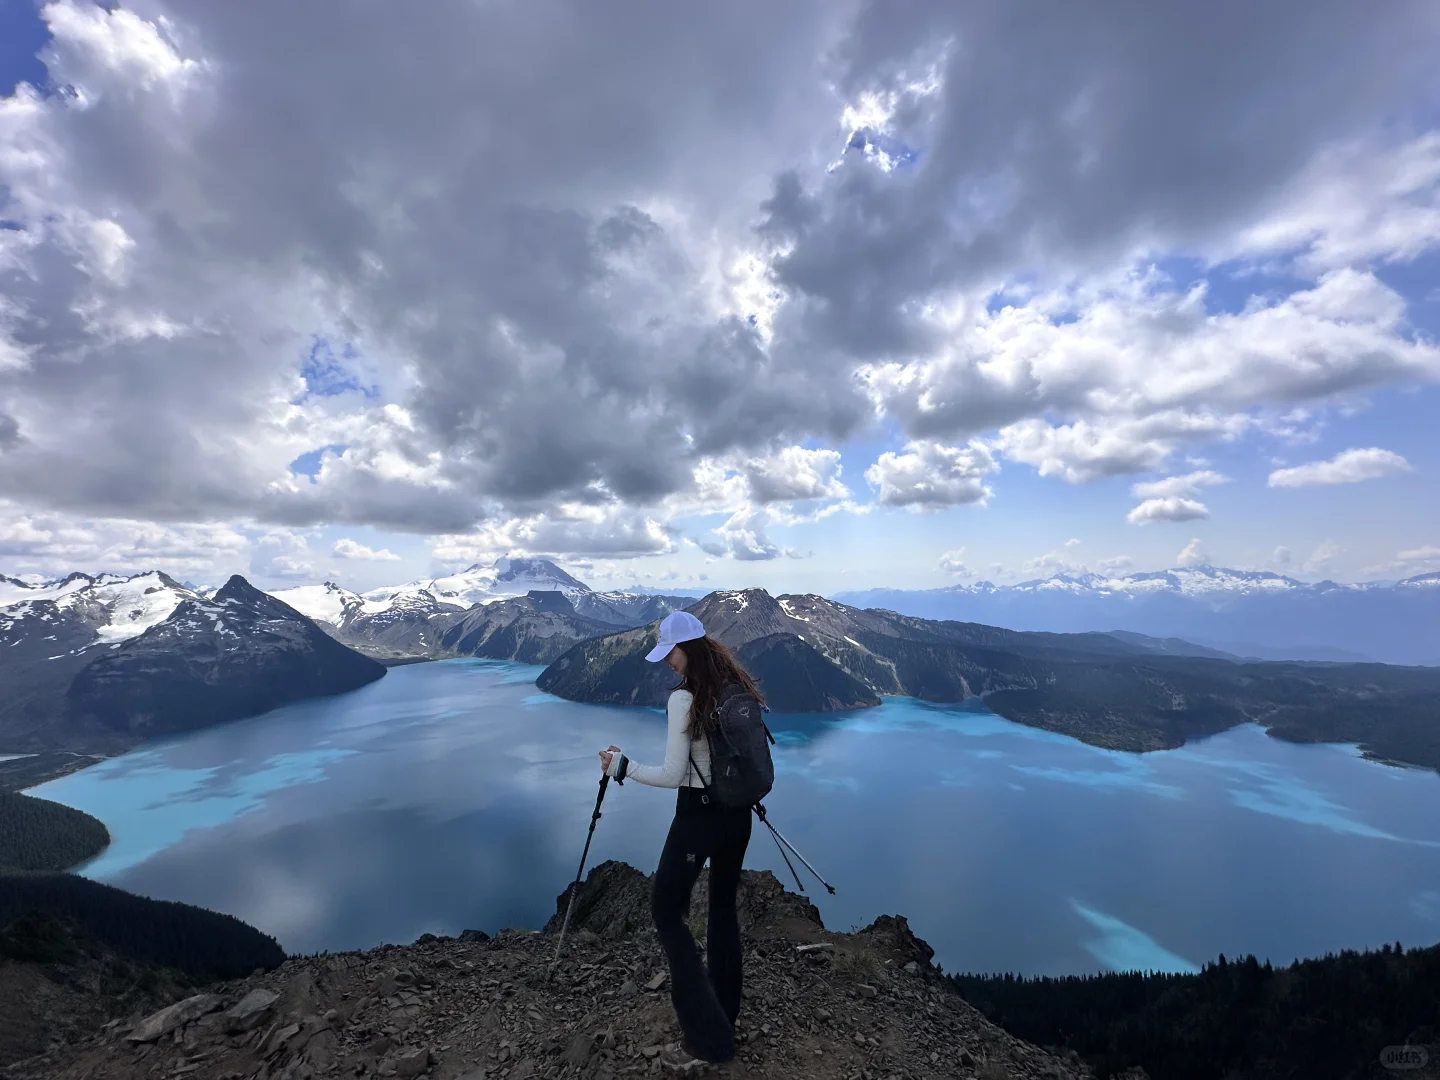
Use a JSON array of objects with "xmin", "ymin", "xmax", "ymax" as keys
[{"xmin": 0, "ymin": 792, "xmax": 109, "ymax": 872}]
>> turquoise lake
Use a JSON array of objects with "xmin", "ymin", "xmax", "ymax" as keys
[{"xmin": 27, "ymin": 658, "xmax": 1440, "ymax": 976}]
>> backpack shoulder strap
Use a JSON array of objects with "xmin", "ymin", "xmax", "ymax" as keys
[{"xmin": 688, "ymin": 742, "xmax": 711, "ymax": 791}]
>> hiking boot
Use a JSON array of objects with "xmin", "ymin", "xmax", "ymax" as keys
[{"xmin": 660, "ymin": 1038, "xmax": 726, "ymax": 1074}]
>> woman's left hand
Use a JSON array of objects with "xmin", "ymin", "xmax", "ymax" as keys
[{"xmin": 599, "ymin": 745, "xmax": 621, "ymax": 774}]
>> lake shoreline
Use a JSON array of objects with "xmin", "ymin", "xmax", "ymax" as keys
[
  {"xmin": 22, "ymin": 659, "xmax": 1440, "ymax": 978},
  {"xmin": 1, "ymin": 751, "xmax": 111, "ymax": 794}
]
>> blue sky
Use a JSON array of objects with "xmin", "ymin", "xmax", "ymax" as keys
[
  {"xmin": 0, "ymin": 0, "xmax": 48, "ymax": 97},
  {"xmin": 0, "ymin": 1, "xmax": 1437, "ymax": 594}
]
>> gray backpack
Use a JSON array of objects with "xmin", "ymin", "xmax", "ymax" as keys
[{"xmin": 689, "ymin": 683, "xmax": 775, "ymax": 809}]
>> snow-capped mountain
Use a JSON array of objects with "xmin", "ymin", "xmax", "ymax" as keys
[
  {"xmin": 65, "ymin": 576, "xmax": 383, "ymax": 749},
  {"xmin": 268, "ymin": 560, "xmax": 691, "ymax": 660},
  {"xmin": 833, "ymin": 566, "xmax": 1440, "ymax": 667},
  {"xmin": 1, "ymin": 574, "xmax": 383, "ymax": 756},
  {"xmin": 362, "ymin": 557, "xmax": 590, "ymax": 611},
  {"xmin": 997, "ymin": 567, "xmax": 1306, "ymax": 596},
  {"xmin": 0, "ymin": 571, "xmax": 201, "ymax": 645},
  {"xmin": 267, "ymin": 581, "xmax": 368, "ymax": 628}
]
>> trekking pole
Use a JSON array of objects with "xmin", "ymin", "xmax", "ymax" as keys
[
  {"xmin": 754, "ymin": 802, "xmax": 836, "ymax": 895},
  {"xmin": 549, "ymin": 773, "xmax": 612, "ymax": 977}
]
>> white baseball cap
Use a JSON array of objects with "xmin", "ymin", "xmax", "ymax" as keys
[{"xmin": 645, "ymin": 610, "xmax": 706, "ymax": 662}]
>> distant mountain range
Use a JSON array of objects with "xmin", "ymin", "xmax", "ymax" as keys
[
  {"xmin": 5, "ymin": 557, "xmax": 1438, "ymax": 777},
  {"xmin": 538, "ymin": 587, "xmax": 1440, "ymax": 773},
  {"xmin": 269, "ymin": 558, "xmax": 692, "ymax": 662},
  {"xmin": 0, "ymin": 560, "xmax": 693, "ymax": 766},
  {"xmin": 834, "ymin": 566, "xmax": 1440, "ymax": 666}
]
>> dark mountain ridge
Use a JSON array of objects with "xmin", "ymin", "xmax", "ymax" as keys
[
  {"xmin": 431, "ymin": 591, "xmax": 619, "ymax": 665},
  {"xmin": 290, "ymin": 576, "xmax": 693, "ymax": 662},
  {"xmin": 1, "ymin": 576, "xmax": 385, "ymax": 758},
  {"xmin": 538, "ymin": 588, "xmax": 1440, "ymax": 772},
  {"xmin": 63, "ymin": 576, "xmax": 385, "ymax": 751}
]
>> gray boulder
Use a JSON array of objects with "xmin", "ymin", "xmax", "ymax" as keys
[{"xmin": 125, "ymin": 993, "xmax": 223, "ymax": 1043}]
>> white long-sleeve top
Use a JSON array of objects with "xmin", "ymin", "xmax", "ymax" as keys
[{"xmin": 609, "ymin": 689, "xmax": 712, "ymax": 789}]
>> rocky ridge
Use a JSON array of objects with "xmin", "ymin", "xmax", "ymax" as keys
[
  {"xmin": 4, "ymin": 861, "xmax": 1094, "ymax": 1080},
  {"xmin": 428, "ymin": 595, "xmax": 618, "ymax": 666},
  {"xmin": 537, "ymin": 588, "xmax": 1440, "ymax": 772},
  {"xmin": 62, "ymin": 577, "xmax": 385, "ymax": 751}
]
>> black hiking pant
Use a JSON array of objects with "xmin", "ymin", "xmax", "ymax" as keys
[{"xmin": 650, "ymin": 786, "xmax": 752, "ymax": 1062}]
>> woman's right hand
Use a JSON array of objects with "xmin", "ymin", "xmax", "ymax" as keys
[{"xmin": 599, "ymin": 744, "xmax": 622, "ymax": 775}]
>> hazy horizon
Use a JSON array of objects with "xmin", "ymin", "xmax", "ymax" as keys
[{"xmin": 5, "ymin": 555, "xmax": 1438, "ymax": 603}]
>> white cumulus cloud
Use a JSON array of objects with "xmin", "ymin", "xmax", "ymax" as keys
[
  {"xmin": 331, "ymin": 538, "xmax": 400, "ymax": 561},
  {"xmin": 1130, "ymin": 470, "xmax": 1230, "ymax": 500},
  {"xmin": 937, "ymin": 547, "xmax": 969, "ymax": 575},
  {"xmin": 743, "ymin": 446, "xmax": 849, "ymax": 503},
  {"xmin": 1176, "ymin": 538, "xmax": 1209, "ymax": 568},
  {"xmin": 1267, "ymin": 447, "xmax": 1413, "ymax": 487},
  {"xmin": 1302, "ymin": 539, "xmax": 1347, "ymax": 576},
  {"xmin": 864, "ymin": 441, "xmax": 997, "ymax": 509},
  {"xmin": 430, "ymin": 506, "xmax": 675, "ymax": 563},
  {"xmin": 1126, "ymin": 469, "xmax": 1228, "ymax": 525},
  {"xmin": 1127, "ymin": 497, "xmax": 1211, "ymax": 525},
  {"xmin": 710, "ymin": 506, "xmax": 792, "ymax": 562},
  {"xmin": 1361, "ymin": 544, "xmax": 1440, "ymax": 577}
]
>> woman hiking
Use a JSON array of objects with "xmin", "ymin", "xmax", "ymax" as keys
[{"xmin": 598, "ymin": 610, "xmax": 763, "ymax": 1072}]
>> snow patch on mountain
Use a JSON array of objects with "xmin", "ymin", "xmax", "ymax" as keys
[
  {"xmin": 88, "ymin": 574, "xmax": 200, "ymax": 642},
  {"xmin": 360, "ymin": 558, "xmax": 591, "ymax": 613},
  {"xmin": 0, "ymin": 570, "xmax": 199, "ymax": 643},
  {"xmin": 954, "ymin": 566, "xmax": 1310, "ymax": 599},
  {"xmin": 0, "ymin": 572, "xmax": 95, "ymax": 609},
  {"xmin": 268, "ymin": 582, "xmax": 365, "ymax": 627}
]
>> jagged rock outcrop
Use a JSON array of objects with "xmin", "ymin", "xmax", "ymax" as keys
[
  {"xmin": 7, "ymin": 861, "xmax": 1094, "ymax": 1080},
  {"xmin": 543, "ymin": 860, "xmax": 825, "ymax": 942}
]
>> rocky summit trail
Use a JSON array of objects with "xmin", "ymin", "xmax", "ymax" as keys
[{"xmin": 3, "ymin": 861, "xmax": 1095, "ymax": 1080}]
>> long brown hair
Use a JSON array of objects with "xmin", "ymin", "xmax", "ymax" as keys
[{"xmin": 674, "ymin": 636, "xmax": 765, "ymax": 739}]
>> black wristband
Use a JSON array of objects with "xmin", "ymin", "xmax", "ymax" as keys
[{"xmin": 616, "ymin": 753, "xmax": 629, "ymax": 782}]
